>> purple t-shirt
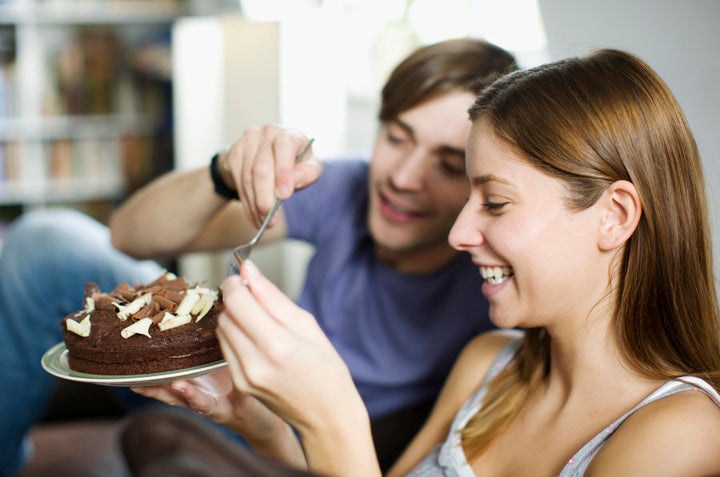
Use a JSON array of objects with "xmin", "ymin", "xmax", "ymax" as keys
[{"xmin": 284, "ymin": 160, "xmax": 493, "ymax": 418}]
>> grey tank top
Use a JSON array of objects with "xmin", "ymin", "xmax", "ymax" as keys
[{"xmin": 408, "ymin": 335, "xmax": 720, "ymax": 476}]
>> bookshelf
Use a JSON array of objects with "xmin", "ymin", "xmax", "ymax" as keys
[{"xmin": 0, "ymin": 0, "xmax": 185, "ymax": 247}]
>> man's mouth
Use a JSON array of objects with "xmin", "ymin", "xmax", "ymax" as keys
[
  {"xmin": 379, "ymin": 193, "xmax": 424, "ymax": 221},
  {"xmin": 479, "ymin": 266, "xmax": 514, "ymax": 284}
]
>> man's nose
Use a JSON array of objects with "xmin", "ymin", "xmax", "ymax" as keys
[{"xmin": 390, "ymin": 147, "xmax": 428, "ymax": 190}]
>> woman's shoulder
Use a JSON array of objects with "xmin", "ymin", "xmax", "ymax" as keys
[
  {"xmin": 444, "ymin": 330, "xmax": 523, "ymax": 404},
  {"xmin": 460, "ymin": 329, "xmax": 523, "ymax": 367},
  {"xmin": 588, "ymin": 379, "xmax": 720, "ymax": 475},
  {"xmin": 386, "ymin": 330, "xmax": 523, "ymax": 476}
]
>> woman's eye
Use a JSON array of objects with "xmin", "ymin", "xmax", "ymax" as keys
[{"xmin": 482, "ymin": 201, "xmax": 508, "ymax": 211}]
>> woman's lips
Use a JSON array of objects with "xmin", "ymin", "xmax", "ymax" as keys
[{"xmin": 477, "ymin": 265, "xmax": 514, "ymax": 298}]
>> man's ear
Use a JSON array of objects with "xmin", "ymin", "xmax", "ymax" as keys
[{"xmin": 597, "ymin": 180, "xmax": 642, "ymax": 251}]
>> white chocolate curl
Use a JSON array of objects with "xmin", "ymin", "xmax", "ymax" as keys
[
  {"xmin": 84, "ymin": 297, "xmax": 95, "ymax": 313},
  {"xmin": 114, "ymin": 293, "xmax": 152, "ymax": 321},
  {"xmin": 175, "ymin": 290, "xmax": 200, "ymax": 316},
  {"xmin": 66, "ymin": 315, "xmax": 91, "ymax": 337},
  {"xmin": 158, "ymin": 312, "xmax": 192, "ymax": 331},
  {"xmin": 192, "ymin": 290, "xmax": 217, "ymax": 322},
  {"xmin": 121, "ymin": 317, "xmax": 153, "ymax": 339}
]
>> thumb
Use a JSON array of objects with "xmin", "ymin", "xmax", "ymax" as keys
[{"xmin": 294, "ymin": 155, "xmax": 323, "ymax": 190}]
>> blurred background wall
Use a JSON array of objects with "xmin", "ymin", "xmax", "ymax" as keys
[{"xmin": 2, "ymin": 0, "xmax": 717, "ymax": 292}]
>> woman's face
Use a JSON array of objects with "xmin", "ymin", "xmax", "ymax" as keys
[
  {"xmin": 368, "ymin": 91, "xmax": 475, "ymax": 273},
  {"xmin": 449, "ymin": 121, "xmax": 608, "ymax": 330}
]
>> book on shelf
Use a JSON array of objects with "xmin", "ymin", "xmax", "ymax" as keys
[
  {"xmin": 0, "ymin": 11, "xmax": 174, "ymax": 228},
  {"xmin": 1, "ymin": 141, "xmax": 19, "ymax": 183},
  {"xmin": 1, "ymin": 137, "xmax": 124, "ymax": 183},
  {"xmin": 0, "ymin": 25, "xmax": 16, "ymax": 121}
]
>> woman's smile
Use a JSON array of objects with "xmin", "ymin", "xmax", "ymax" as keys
[{"xmin": 479, "ymin": 265, "xmax": 514, "ymax": 285}]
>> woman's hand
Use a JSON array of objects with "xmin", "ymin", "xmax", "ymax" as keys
[
  {"xmin": 131, "ymin": 369, "xmax": 306, "ymax": 464},
  {"xmin": 219, "ymin": 126, "xmax": 322, "ymax": 229},
  {"xmin": 217, "ymin": 260, "xmax": 381, "ymax": 476},
  {"xmin": 131, "ymin": 369, "xmax": 278, "ymax": 433}
]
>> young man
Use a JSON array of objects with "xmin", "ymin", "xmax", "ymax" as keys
[{"xmin": 0, "ymin": 38, "xmax": 516, "ymax": 475}]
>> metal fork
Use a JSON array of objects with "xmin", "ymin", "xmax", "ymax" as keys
[{"xmin": 225, "ymin": 138, "xmax": 314, "ymax": 276}]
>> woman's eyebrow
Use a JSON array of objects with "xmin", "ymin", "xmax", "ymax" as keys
[{"xmin": 472, "ymin": 174, "xmax": 512, "ymax": 187}]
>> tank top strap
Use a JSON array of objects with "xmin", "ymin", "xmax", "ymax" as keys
[{"xmin": 560, "ymin": 376, "xmax": 720, "ymax": 476}]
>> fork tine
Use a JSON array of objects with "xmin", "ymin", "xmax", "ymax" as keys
[{"xmin": 225, "ymin": 258, "xmax": 240, "ymax": 276}]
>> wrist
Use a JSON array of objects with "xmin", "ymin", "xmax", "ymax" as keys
[
  {"xmin": 245, "ymin": 420, "xmax": 307, "ymax": 467},
  {"xmin": 299, "ymin": 398, "xmax": 380, "ymax": 476},
  {"xmin": 209, "ymin": 152, "xmax": 239, "ymax": 200}
]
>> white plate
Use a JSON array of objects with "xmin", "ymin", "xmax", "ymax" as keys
[{"xmin": 41, "ymin": 342, "xmax": 227, "ymax": 387}]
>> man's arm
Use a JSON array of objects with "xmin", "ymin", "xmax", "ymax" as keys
[
  {"xmin": 109, "ymin": 163, "xmax": 287, "ymax": 259},
  {"xmin": 110, "ymin": 126, "xmax": 320, "ymax": 260}
]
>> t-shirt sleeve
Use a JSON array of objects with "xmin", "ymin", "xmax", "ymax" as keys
[{"xmin": 283, "ymin": 159, "xmax": 369, "ymax": 244}]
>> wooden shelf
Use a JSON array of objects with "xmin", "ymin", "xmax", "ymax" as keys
[
  {"xmin": 0, "ymin": 114, "xmax": 154, "ymax": 141},
  {"xmin": 0, "ymin": 176, "xmax": 124, "ymax": 204}
]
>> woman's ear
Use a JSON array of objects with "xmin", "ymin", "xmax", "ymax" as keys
[{"xmin": 597, "ymin": 180, "xmax": 642, "ymax": 251}]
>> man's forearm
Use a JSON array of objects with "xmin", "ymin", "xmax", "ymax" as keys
[{"xmin": 110, "ymin": 166, "xmax": 230, "ymax": 259}]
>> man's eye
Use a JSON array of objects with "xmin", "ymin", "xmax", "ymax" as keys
[
  {"xmin": 441, "ymin": 162, "xmax": 466, "ymax": 178},
  {"xmin": 387, "ymin": 132, "xmax": 407, "ymax": 144}
]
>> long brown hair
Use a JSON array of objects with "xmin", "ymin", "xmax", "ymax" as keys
[
  {"xmin": 462, "ymin": 49, "xmax": 720, "ymax": 458},
  {"xmin": 379, "ymin": 38, "xmax": 517, "ymax": 122}
]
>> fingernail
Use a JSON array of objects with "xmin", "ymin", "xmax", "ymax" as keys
[{"xmin": 294, "ymin": 169, "xmax": 304, "ymax": 188}]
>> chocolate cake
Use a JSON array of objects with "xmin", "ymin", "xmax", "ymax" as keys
[{"xmin": 62, "ymin": 272, "xmax": 223, "ymax": 375}]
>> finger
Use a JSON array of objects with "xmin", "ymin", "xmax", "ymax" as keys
[
  {"xmin": 190, "ymin": 370, "xmax": 233, "ymax": 397},
  {"xmin": 294, "ymin": 154, "xmax": 323, "ymax": 191},
  {"xmin": 226, "ymin": 129, "xmax": 260, "ymax": 226},
  {"xmin": 131, "ymin": 385, "xmax": 189, "ymax": 408},
  {"xmin": 174, "ymin": 380, "xmax": 218, "ymax": 416},
  {"xmin": 238, "ymin": 128, "xmax": 262, "ymax": 226},
  {"xmin": 240, "ymin": 259, "xmax": 314, "ymax": 333},
  {"xmin": 216, "ymin": 280, "xmax": 263, "ymax": 381},
  {"xmin": 216, "ymin": 327, "xmax": 252, "ymax": 393},
  {"xmin": 222, "ymin": 270, "xmax": 293, "ymax": 350},
  {"xmin": 272, "ymin": 132, "xmax": 308, "ymax": 200},
  {"xmin": 251, "ymin": 125, "xmax": 283, "ymax": 220},
  {"xmin": 217, "ymin": 298, "xmax": 268, "ymax": 370}
]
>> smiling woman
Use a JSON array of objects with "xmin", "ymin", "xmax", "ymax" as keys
[{"xmin": 441, "ymin": 48, "xmax": 720, "ymax": 474}]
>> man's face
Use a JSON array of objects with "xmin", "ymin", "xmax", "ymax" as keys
[{"xmin": 368, "ymin": 91, "xmax": 475, "ymax": 273}]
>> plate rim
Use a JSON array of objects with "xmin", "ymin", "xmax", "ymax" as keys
[{"xmin": 41, "ymin": 341, "xmax": 227, "ymax": 387}]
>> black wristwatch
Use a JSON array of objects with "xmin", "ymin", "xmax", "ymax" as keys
[{"xmin": 209, "ymin": 152, "xmax": 239, "ymax": 200}]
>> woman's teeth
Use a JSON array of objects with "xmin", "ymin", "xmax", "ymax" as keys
[{"xmin": 479, "ymin": 266, "xmax": 514, "ymax": 284}]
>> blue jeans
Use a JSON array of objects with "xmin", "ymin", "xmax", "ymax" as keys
[{"xmin": 0, "ymin": 209, "xmax": 164, "ymax": 476}]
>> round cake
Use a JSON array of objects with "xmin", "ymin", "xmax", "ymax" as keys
[{"xmin": 61, "ymin": 272, "xmax": 223, "ymax": 375}]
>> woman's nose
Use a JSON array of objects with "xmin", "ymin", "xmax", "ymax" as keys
[{"xmin": 449, "ymin": 203, "xmax": 484, "ymax": 251}]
